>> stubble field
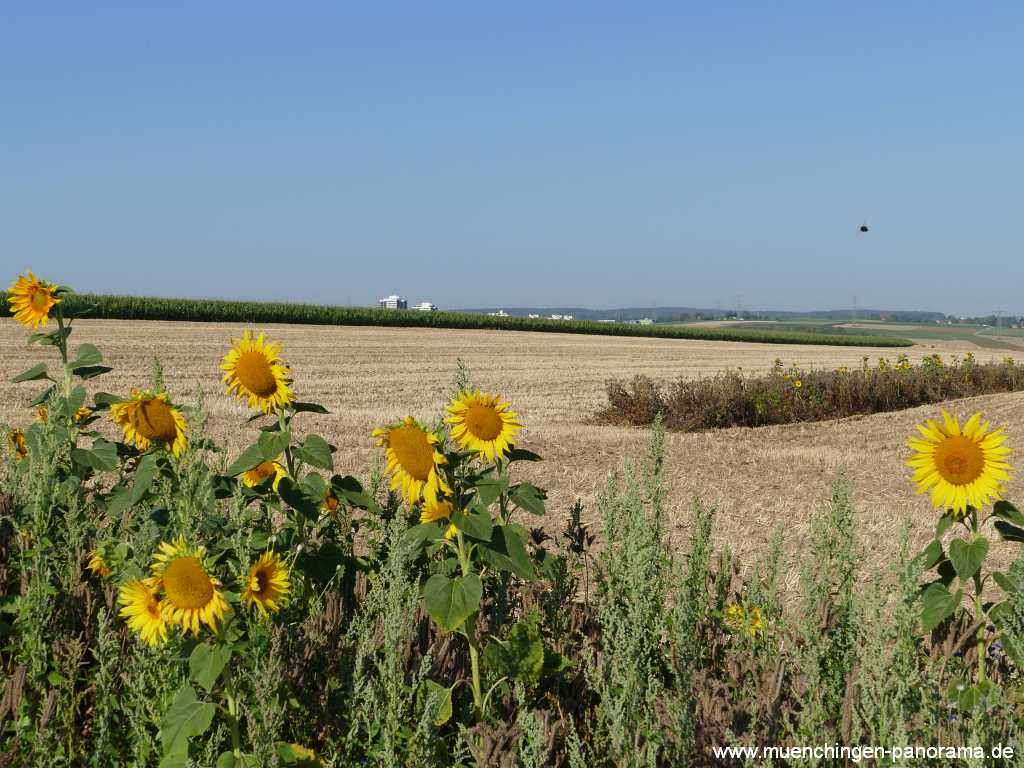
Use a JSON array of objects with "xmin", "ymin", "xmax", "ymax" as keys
[{"xmin": 3, "ymin": 318, "xmax": 1023, "ymax": 579}]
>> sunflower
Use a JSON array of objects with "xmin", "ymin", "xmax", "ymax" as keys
[
  {"xmin": 8, "ymin": 429, "xmax": 27, "ymax": 461},
  {"xmin": 446, "ymin": 390, "xmax": 522, "ymax": 461},
  {"xmin": 747, "ymin": 607, "xmax": 764, "ymax": 637},
  {"xmin": 36, "ymin": 404, "xmax": 92, "ymax": 424},
  {"xmin": 373, "ymin": 417, "xmax": 450, "ymax": 504},
  {"xmin": 723, "ymin": 602, "xmax": 745, "ymax": 633},
  {"xmin": 151, "ymin": 539, "xmax": 228, "ymax": 636},
  {"xmin": 118, "ymin": 579, "xmax": 168, "ymax": 646},
  {"xmin": 221, "ymin": 330, "xmax": 293, "ymax": 413},
  {"xmin": 242, "ymin": 458, "xmax": 288, "ymax": 490},
  {"xmin": 110, "ymin": 389, "xmax": 188, "ymax": 458},
  {"xmin": 242, "ymin": 551, "xmax": 291, "ymax": 616},
  {"xmin": 420, "ymin": 497, "xmax": 458, "ymax": 539},
  {"xmin": 8, "ymin": 271, "xmax": 60, "ymax": 329},
  {"xmin": 322, "ymin": 488, "xmax": 340, "ymax": 516},
  {"xmin": 87, "ymin": 549, "xmax": 113, "ymax": 578},
  {"xmin": 907, "ymin": 410, "xmax": 1013, "ymax": 517}
]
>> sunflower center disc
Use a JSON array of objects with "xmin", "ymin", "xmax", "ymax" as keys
[
  {"xmin": 30, "ymin": 289, "xmax": 49, "ymax": 310},
  {"xmin": 248, "ymin": 462, "xmax": 275, "ymax": 483},
  {"xmin": 389, "ymin": 425, "xmax": 435, "ymax": 481},
  {"xmin": 934, "ymin": 435, "xmax": 985, "ymax": 485},
  {"xmin": 465, "ymin": 404, "xmax": 504, "ymax": 441},
  {"xmin": 163, "ymin": 556, "xmax": 214, "ymax": 610},
  {"xmin": 135, "ymin": 399, "xmax": 180, "ymax": 443},
  {"xmin": 252, "ymin": 568, "xmax": 270, "ymax": 594},
  {"xmin": 236, "ymin": 351, "xmax": 279, "ymax": 397}
]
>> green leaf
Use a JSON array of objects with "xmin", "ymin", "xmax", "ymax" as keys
[
  {"xmin": 993, "ymin": 500, "xmax": 1024, "ymax": 527},
  {"xmin": 159, "ymin": 684, "xmax": 215, "ymax": 760},
  {"xmin": 131, "ymin": 453, "xmax": 162, "ymax": 505},
  {"xmin": 225, "ymin": 444, "xmax": 265, "ymax": 477},
  {"xmin": 423, "ymin": 573, "xmax": 482, "ymax": 633},
  {"xmin": 451, "ymin": 503, "xmax": 493, "ymax": 541},
  {"xmin": 422, "ymin": 680, "xmax": 454, "ymax": 725},
  {"xmin": 402, "ymin": 522, "xmax": 443, "ymax": 550},
  {"xmin": 70, "ymin": 439, "xmax": 119, "ymax": 472},
  {"xmin": 992, "ymin": 570, "xmax": 1023, "ymax": 595},
  {"xmin": 921, "ymin": 583, "xmax": 962, "ymax": 633},
  {"xmin": 30, "ymin": 385, "xmax": 56, "ymax": 407},
  {"xmin": 277, "ymin": 476, "xmax": 319, "ymax": 519},
  {"xmin": 12, "ymin": 363, "xmax": 51, "ymax": 383},
  {"xmin": 480, "ymin": 525, "xmax": 536, "ymax": 580},
  {"xmin": 475, "ymin": 477, "xmax": 508, "ymax": 507},
  {"xmin": 294, "ymin": 434, "xmax": 333, "ymax": 470},
  {"xmin": 291, "ymin": 401, "xmax": 330, "ymax": 414},
  {"xmin": 27, "ymin": 327, "xmax": 71, "ymax": 346},
  {"xmin": 994, "ymin": 520, "xmax": 1024, "ymax": 543},
  {"xmin": 105, "ymin": 485, "xmax": 133, "ymax": 519},
  {"xmin": 482, "ymin": 620, "xmax": 544, "ymax": 685},
  {"xmin": 257, "ymin": 429, "xmax": 290, "ymax": 460},
  {"xmin": 509, "ymin": 482, "xmax": 546, "ymax": 516},
  {"xmin": 69, "ymin": 343, "xmax": 102, "ymax": 369},
  {"xmin": 92, "ymin": 392, "xmax": 123, "ymax": 409},
  {"xmin": 276, "ymin": 743, "xmax": 322, "ymax": 766},
  {"xmin": 948, "ymin": 537, "xmax": 988, "ymax": 581},
  {"xmin": 72, "ymin": 365, "xmax": 113, "ymax": 380},
  {"xmin": 919, "ymin": 539, "xmax": 944, "ymax": 569},
  {"xmin": 506, "ymin": 447, "xmax": 542, "ymax": 462},
  {"xmin": 935, "ymin": 514, "xmax": 955, "ymax": 538},
  {"xmin": 189, "ymin": 643, "xmax": 233, "ymax": 693}
]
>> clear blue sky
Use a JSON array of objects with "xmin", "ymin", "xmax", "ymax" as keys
[{"xmin": 3, "ymin": 2, "xmax": 1021, "ymax": 315}]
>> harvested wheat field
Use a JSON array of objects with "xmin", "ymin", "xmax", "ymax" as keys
[{"xmin": 3, "ymin": 318, "xmax": 1022, "ymax": 576}]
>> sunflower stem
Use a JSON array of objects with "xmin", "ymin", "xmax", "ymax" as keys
[
  {"xmin": 55, "ymin": 310, "xmax": 72, "ymax": 397},
  {"xmin": 223, "ymin": 660, "xmax": 245, "ymax": 761},
  {"xmin": 455, "ymin": 529, "xmax": 485, "ymax": 720},
  {"xmin": 969, "ymin": 509, "xmax": 987, "ymax": 687}
]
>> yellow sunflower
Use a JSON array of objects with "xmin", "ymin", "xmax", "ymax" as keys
[
  {"xmin": 242, "ymin": 551, "xmax": 291, "ymax": 616},
  {"xmin": 322, "ymin": 488, "xmax": 340, "ymax": 516},
  {"xmin": 110, "ymin": 389, "xmax": 188, "ymax": 458},
  {"xmin": 87, "ymin": 549, "xmax": 113, "ymax": 578},
  {"xmin": 373, "ymin": 417, "xmax": 450, "ymax": 504},
  {"xmin": 242, "ymin": 458, "xmax": 288, "ymax": 490},
  {"xmin": 8, "ymin": 271, "xmax": 60, "ymax": 329},
  {"xmin": 151, "ymin": 539, "xmax": 228, "ymax": 636},
  {"xmin": 8, "ymin": 429, "xmax": 28, "ymax": 462},
  {"xmin": 723, "ymin": 602, "xmax": 745, "ymax": 633},
  {"xmin": 118, "ymin": 578, "xmax": 168, "ymax": 646},
  {"xmin": 907, "ymin": 410, "xmax": 1013, "ymax": 517},
  {"xmin": 221, "ymin": 330, "xmax": 293, "ymax": 413},
  {"xmin": 748, "ymin": 607, "xmax": 764, "ymax": 637},
  {"xmin": 446, "ymin": 390, "xmax": 522, "ymax": 461},
  {"xmin": 420, "ymin": 497, "xmax": 458, "ymax": 539},
  {"xmin": 36, "ymin": 404, "xmax": 92, "ymax": 424}
]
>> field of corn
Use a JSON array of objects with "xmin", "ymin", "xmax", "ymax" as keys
[
  {"xmin": 0, "ymin": 292, "xmax": 912, "ymax": 348},
  {"xmin": 2, "ymin": 273, "xmax": 1024, "ymax": 767}
]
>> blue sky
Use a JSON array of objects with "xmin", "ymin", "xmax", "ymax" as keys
[{"xmin": 2, "ymin": 2, "xmax": 1021, "ymax": 314}]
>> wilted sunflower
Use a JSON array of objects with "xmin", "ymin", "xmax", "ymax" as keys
[
  {"xmin": 118, "ymin": 579, "xmax": 168, "ymax": 646},
  {"xmin": 373, "ymin": 417, "xmax": 449, "ymax": 504},
  {"xmin": 8, "ymin": 271, "xmax": 60, "ymax": 329},
  {"xmin": 221, "ymin": 330, "xmax": 293, "ymax": 413},
  {"xmin": 36, "ymin": 404, "xmax": 92, "ymax": 424},
  {"xmin": 242, "ymin": 458, "xmax": 288, "ymax": 490},
  {"xmin": 446, "ymin": 390, "xmax": 522, "ymax": 461},
  {"xmin": 151, "ymin": 539, "xmax": 228, "ymax": 636},
  {"xmin": 420, "ymin": 497, "xmax": 458, "ymax": 539},
  {"xmin": 907, "ymin": 410, "xmax": 1012, "ymax": 517},
  {"xmin": 8, "ymin": 429, "xmax": 27, "ymax": 461},
  {"xmin": 242, "ymin": 551, "xmax": 291, "ymax": 616},
  {"xmin": 322, "ymin": 488, "xmax": 340, "ymax": 516},
  {"xmin": 87, "ymin": 549, "xmax": 112, "ymax": 578},
  {"xmin": 110, "ymin": 390, "xmax": 188, "ymax": 458}
]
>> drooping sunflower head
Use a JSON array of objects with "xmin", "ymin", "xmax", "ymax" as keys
[
  {"xmin": 907, "ymin": 410, "xmax": 1013, "ymax": 517},
  {"xmin": 151, "ymin": 538, "xmax": 228, "ymax": 636},
  {"xmin": 373, "ymin": 416, "xmax": 450, "ymax": 505},
  {"xmin": 221, "ymin": 330, "xmax": 293, "ymax": 413},
  {"xmin": 87, "ymin": 549, "xmax": 113, "ymax": 578},
  {"xmin": 242, "ymin": 458, "xmax": 288, "ymax": 491},
  {"xmin": 242, "ymin": 551, "xmax": 291, "ymax": 616},
  {"xmin": 110, "ymin": 389, "xmax": 188, "ymax": 458},
  {"xmin": 420, "ymin": 497, "xmax": 458, "ymax": 539},
  {"xmin": 118, "ymin": 578, "xmax": 168, "ymax": 646},
  {"xmin": 8, "ymin": 429, "xmax": 28, "ymax": 462},
  {"xmin": 446, "ymin": 390, "xmax": 522, "ymax": 462},
  {"xmin": 36, "ymin": 404, "xmax": 92, "ymax": 424},
  {"xmin": 322, "ymin": 488, "xmax": 340, "ymax": 516},
  {"xmin": 8, "ymin": 271, "xmax": 60, "ymax": 329}
]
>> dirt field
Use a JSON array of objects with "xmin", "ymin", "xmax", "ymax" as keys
[{"xmin": 3, "ymin": 319, "xmax": 1022, "ymax": 579}]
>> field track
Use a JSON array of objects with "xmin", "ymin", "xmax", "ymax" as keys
[{"xmin": 3, "ymin": 319, "xmax": 1022, "ymax": 578}]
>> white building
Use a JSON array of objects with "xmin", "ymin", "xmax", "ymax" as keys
[
  {"xmin": 488, "ymin": 310, "xmax": 509, "ymax": 317},
  {"xmin": 378, "ymin": 295, "xmax": 407, "ymax": 310},
  {"xmin": 412, "ymin": 302, "xmax": 438, "ymax": 312}
]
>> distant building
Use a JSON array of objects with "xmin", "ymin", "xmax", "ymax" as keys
[
  {"xmin": 637, "ymin": 317, "xmax": 654, "ymax": 325},
  {"xmin": 378, "ymin": 295, "xmax": 407, "ymax": 310},
  {"xmin": 549, "ymin": 314, "xmax": 574, "ymax": 321},
  {"xmin": 412, "ymin": 301, "xmax": 437, "ymax": 312},
  {"xmin": 527, "ymin": 313, "xmax": 540, "ymax": 319},
  {"xmin": 488, "ymin": 310, "xmax": 509, "ymax": 317}
]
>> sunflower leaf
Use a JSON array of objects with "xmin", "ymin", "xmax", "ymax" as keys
[
  {"xmin": 509, "ymin": 482, "xmax": 546, "ymax": 516},
  {"xmin": 919, "ymin": 539, "xmax": 944, "ymax": 570},
  {"xmin": 292, "ymin": 401, "xmax": 330, "ymax": 415},
  {"xmin": 423, "ymin": 573, "xmax": 482, "ymax": 633},
  {"xmin": 293, "ymin": 434, "xmax": 333, "ymax": 471},
  {"xmin": 258, "ymin": 430, "xmax": 291, "ymax": 461},
  {"xmin": 482, "ymin": 619, "xmax": 544, "ymax": 685},
  {"xmin": 69, "ymin": 343, "xmax": 102, "ymax": 369},
  {"xmin": 921, "ymin": 583, "xmax": 962, "ymax": 633},
  {"xmin": 72, "ymin": 365, "xmax": 113, "ymax": 380},
  {"xmin": 948, "ymin": 537, "xmax": 988, "ymax": 582},
  {"xmin": 995, "ymin": 521, "xmax": 1024, "ymax": 543},
  {"xmin": 422, "ymin": 680, "xmax": 454, "ymax": 725},
  {"xmin": 452, "ymin": 503, "xmax": 492, "ymax": 541},
  {"xmin": 12, "ymin": 363, "xmax": 51, "ymax": 383},
  {"xmin": 189, "ymin": 643, "xmax": 233, "ymax": 693},
  {"xmin": 225, "ymin": 445, "xmax": 265, "ymax": 477},
  {"xmin": 159, "ymin": 684, "xmax": 215, "ymax": 761},
  {"xmin": 131, "ymin": 453, "xmax": 163, "ymax": 506},
  {"xmin": 70, "ymin": 439, "xmax": 118, "ymax": 473},
  {"xmin": 506, "ymin": 447, "xmax": 542, "ymax": 462},
  {"xmin": 277, "ymin": 476, "xmax": 319, "ymax": 519},
  {"xmin": 480, "ymin": 525, "xmax": 536, "ymax": 580},
  {"xmin": 993, "ymin": 501, "xmax": 1024, "ymax": 527},
  {"xmin": 402, "ymin": 522, "xmax": 444, "ymax": 550}
]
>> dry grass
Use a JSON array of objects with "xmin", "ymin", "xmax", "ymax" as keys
[{"xmin": 3, "ymin": 319, "xmax": 1023, "ymax": 578}]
